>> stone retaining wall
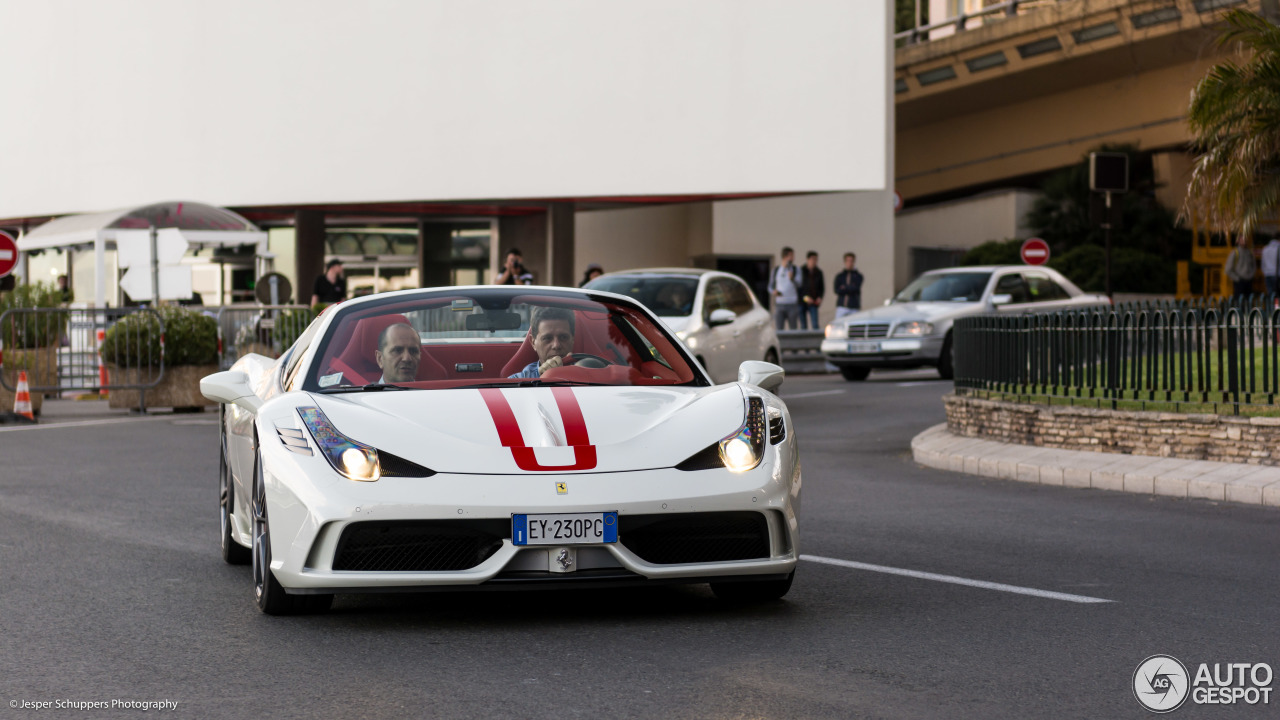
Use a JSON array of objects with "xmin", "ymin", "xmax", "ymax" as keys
[{"xmin": 945, "ymin": 393, "xmax": 1280, "ymax": 466}]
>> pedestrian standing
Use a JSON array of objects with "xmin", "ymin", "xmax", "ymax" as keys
[
  {"xmin": 311, "ymin": 259, "xmax": 346, "ymax": 307},
  {"xmin": 1225, "ymin": 235, "xmax": 1257, "ymax": 297},
  {"xmin": 833, "ymin": 252, "xmax": 863, "ymax": 319},
  {"xmin": 799, "ymin": 251, "xmax": 824, "ymax": 330},
  {"xmin": 1261, "ymin": 235, "xmax": 1280, "ymax": 297},
  {"xmin": 768, "ymin": 247, "xmax": 801, "ymax": 330}
]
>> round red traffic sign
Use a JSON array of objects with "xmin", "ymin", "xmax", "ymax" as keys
[
  {"xmin": 0, "ymin": 230, "xmax": 17, "ymax": 279},
  {"xmin": 1020, "ymin": 237, "xmax": 1050, "ymax": 266}
]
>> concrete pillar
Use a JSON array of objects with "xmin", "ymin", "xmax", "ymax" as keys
[
  {"xmin": 295, "ymin": 210, "xmax": 325, "ymax": 305},
  {"xmin": 418, "ymin": 221, "xmax": 452, "ymax": 288},
  {"xmin": 547, "ymin": 202, "xmax": 576, "ymax": 287}
]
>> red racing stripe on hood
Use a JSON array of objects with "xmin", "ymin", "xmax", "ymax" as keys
[{"xmin": 478, "ymin": 388, "xmax": 598, "ymax": 471}]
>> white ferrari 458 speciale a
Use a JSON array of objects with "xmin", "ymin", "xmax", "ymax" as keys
[{"xmin": 202, "ymin": 285, "xmax": 800, "ymax": 614}]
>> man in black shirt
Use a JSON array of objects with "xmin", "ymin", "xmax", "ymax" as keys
[
  {"xmin": 833, "ymin": 252, "xmax": 864, "ymax": 318},
  {"xmin": 311, "ymin": 259, "xmax": 346, "ymax": 306},
  {"xmin": 799, "ymin": 251, "xmax": 824, "ymax": 330}
]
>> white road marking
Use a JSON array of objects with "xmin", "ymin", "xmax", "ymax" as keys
[
  {"xmin": 896, "ymin": 381, "xmax": 938, "ymax": 387},
  {"xmin": 800, "ymin": 554, "xmax": 1115, "ymax": 604},
  {"xmin": 781, "ymin": 389, "xmax": 846, "ymax": 399},
  {"xmin": 0, "ymin": 415, "xmax": 173, "ymax": 433}
]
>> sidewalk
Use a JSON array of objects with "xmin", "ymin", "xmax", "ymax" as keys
[{"xmin": 912, "ymin": 423, "xmax": 1280, "ymax": 509}]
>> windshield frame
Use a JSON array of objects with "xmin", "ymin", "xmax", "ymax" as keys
[{"xmin": 299, "ymin": 286, "xmax": 712, "ymax": 392}]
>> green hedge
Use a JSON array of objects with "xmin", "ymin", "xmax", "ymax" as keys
[
  {"xmin": 102, "ymin": 306, "xmax": 217, "ymax": 368},
  {"xmin": 0, "ymin": 282, "xmax": 68, "ymax": 349},
  {"xmin": 272, "ymin": 307, "xmax": 317, "ymax": 350}
]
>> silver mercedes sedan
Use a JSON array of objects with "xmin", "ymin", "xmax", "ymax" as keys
[{"xmin": 820, "ymin": 265, "xmax": 1108, "ymax": 380}]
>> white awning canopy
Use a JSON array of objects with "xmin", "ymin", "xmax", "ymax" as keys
[{"xmin": 19, "ymin": 200, "xmax": 266, "ymax": 251}]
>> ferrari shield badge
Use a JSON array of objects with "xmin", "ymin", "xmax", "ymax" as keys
[{"xmin": 555, "ymin": 482, "xmax": 568, "ymax": 495}]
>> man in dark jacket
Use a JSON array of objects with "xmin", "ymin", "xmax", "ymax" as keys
[
  {"xmin": 799, "ymin": 251, "xmax": 824, "ymax": 330},
  {"xmin": 833, "ymin": 252, "xmax": 864, "ymax": 319}
]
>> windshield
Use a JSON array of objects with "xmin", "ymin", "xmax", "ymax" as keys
[
  {"xmin": 584, "ymin": 276, "xmax": 699, "ymax": 317},
  {"xmin": 304, "ymin": 289, "xmax": 703, "ymax": 391},
  {"xmin": 894, "ymin": 272, "xmax": 992, "ymax": 303}
]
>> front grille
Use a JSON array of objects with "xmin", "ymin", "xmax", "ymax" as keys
[
  {"xmin": 620, "ymin": 512, "xmax": 770, "ymax": 565},
  {"xmin": 848, "ymin": 324, "xmax": 890, "ymax": 339},
  {"xmin": 333, "ymin": 520, "xmax": 505, "ymax": 571}
]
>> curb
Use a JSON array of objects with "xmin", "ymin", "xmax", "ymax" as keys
[{"xmin": 911, "ymin": 423, "xmax": 1280, "ymax": 509}]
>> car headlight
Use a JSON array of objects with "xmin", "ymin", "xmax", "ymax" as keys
[
  {"xmin": 298, "ymin": 406, "xmax": 382, "ymax": 482},
  {"xmin": 718, "ymin": 397, "xmax": 766, "ymax": 473},
  {"xmin": 892, "ymin": 321, "xmax": 934, "ymax": 337},
  {"xmin": 824, "ymin": 324, "xmax": 844, "ymax": 339}
]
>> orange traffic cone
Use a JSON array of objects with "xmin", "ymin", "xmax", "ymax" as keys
[{"xmin": 13, "ymin": 370, "xmax": 34, "ymax": 420}]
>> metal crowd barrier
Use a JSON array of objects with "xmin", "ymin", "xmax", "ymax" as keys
[
  {"xmin": 778, "ymin": 330, "xmax": 831, "ymax": 374},
  {"xmin": 954, "ymin": 294, "xmax": 1280, "ymax": 415},
  {"xmin": 0, "ymin": 307, "xmax": 165, "ymax": 412},
  {"xmin": 215, "ymin": 304, "xmax": 313, "ymax": 370}
]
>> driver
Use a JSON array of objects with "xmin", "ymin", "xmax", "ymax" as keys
[
  {"xmin": 509, "ymin": 307, "xmax": 575, "ymax": 379},
  {"xmin": 376, "ymin": 323, "xmax": 421, "ymax": 383}
]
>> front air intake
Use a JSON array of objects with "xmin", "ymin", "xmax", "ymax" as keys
[
  {"xmin": 619, "ymin": 512, "xmax": 770, "ymax": 564},
  {"xmin": 333, "ymin": 520, "xmax": 504, "ymax": 571}
]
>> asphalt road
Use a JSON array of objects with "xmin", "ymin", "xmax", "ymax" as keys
[{"xmin": 2, "ymin": 372, "xmax": 1277, "ymax": 719}]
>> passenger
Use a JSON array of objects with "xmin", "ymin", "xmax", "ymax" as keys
[
  {"xmin": 655, "ymin": 283, "xmax": 692, "ymax": 315},
  {"xmin": 376, "ymin": 323, "xmax": 421, "ymax": 383},
  {"xmin": 509, "ymin": 307, "xmax": 575, "ymax": 379}
]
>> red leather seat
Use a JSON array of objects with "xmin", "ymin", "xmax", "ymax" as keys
[{"xmin": 327, "ymin": 314, "xmax": 447, "ymax": 384}]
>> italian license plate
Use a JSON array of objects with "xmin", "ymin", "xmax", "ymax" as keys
[
  {"xmin": 512, "ymin": 512, "xmax": 618, "ymax": 546},
  {"xmin": 848, "ymin": 341, "xmax": 879, "ymax": 353}
]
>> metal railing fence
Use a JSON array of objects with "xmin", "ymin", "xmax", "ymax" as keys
[
  {"xmin": 0, "ymin": 308, "xmax": 165, "ymax": 411},
  {"xmin": 954, "ymin": 295, "xmax": 1280, "ymax": 414},
  {"xmin": 215, "ymin": 305, "xmax": 313, "ymax": 370}
]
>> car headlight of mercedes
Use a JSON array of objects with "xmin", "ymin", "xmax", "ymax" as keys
[
  {"xmin": 824, "ymin": 324, "xmax": 845, "ymax": 339},
  {"xmin": 297, "ymin": 406, "xmax": 382, "ymax": 481},
  {"xmin": 892, "ymin": 321, "xmax": 934, "ymax": 337}
]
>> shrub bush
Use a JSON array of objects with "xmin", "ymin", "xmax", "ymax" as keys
[
  {"xmin": 0, "ymin": 282, "xmax": 68, "ymax": 349},
  {"xmin": 272, "ymin": 308, "xmax": 317, "ymax": 350},
  {"xmin": 102, "ymin": 306, "xmax": 217, "ymax": 368}
]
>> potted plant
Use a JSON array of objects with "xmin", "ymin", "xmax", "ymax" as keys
[
  {"xmin": 0, "ymin": 281, "xmax": 67, "ymax": 415},
  {"xmin": 102, "ymin": 306, "xmax": 219, "ymax": 410}
]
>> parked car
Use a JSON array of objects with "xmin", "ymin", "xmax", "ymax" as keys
[
  {"xmin": 820, "ymin": 265, "xmax": 1109, "ymax": 380},
  {"xmin": 585, "ymin": 269, "xmax": 780, "ymax": 384}
]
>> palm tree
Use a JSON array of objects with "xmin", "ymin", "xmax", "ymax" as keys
[{"xmin": 1186, "ymin": 9, "xmax": 1280, "ymax": 236}]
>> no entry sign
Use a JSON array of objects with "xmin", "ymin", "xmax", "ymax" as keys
[
  {"xmin": 0, "ymin": 230, "xmax": 17, "ymax": 279},
  {"xmin": 1020, "ymin": 237, "xmax": 1050, "ymax": 266}
]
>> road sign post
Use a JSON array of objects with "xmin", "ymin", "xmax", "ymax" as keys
[{"xmin": 1020, "ymin": 238, "xmax": 1050, "ymax": 266}]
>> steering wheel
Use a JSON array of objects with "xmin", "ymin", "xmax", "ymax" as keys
[{"xmin": 569, "ymin": 353, "xmax": 613, "ymax": 369}]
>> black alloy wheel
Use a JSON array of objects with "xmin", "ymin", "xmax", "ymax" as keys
[
  {"xmin": 937, "ymin": 332, "xmax": 955, "ymax": 380},
  {"xmin": 710, "ymin": 570, "xmax": 795, "ymax": 602},
  {"xmin": 251, "ymin": 439, "xmax": 332, "ymax": 615},
  {"xmin": 219, "ymin": 412, "xmax": 250, "ymax": 565},
  {"xmin": 840, "ymin": 366, "xmax": 871, "ymax": 381}
]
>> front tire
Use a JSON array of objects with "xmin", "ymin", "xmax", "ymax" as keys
[
  {"xmin": 711, "ymin": 571, "xmax": 795, "ymax": 602},
  {"xmin": 220, "ymin": 419, "xmax": 250, "ymax": 565},
  {"xmin": 252, "ymin": 443, "xmax": 332, "ymax": 615},
  {"xmin": 840, "ymin": 366, "xmax": 871, "ymax": 381},
  {"xmin": 937, "ymin": 332, "xmax": 955, "ymax": 380}
]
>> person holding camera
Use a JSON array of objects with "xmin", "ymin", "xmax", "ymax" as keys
[{"xmin": 496, "ymin": 248, "xmax": 534, "ymax": 285}]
